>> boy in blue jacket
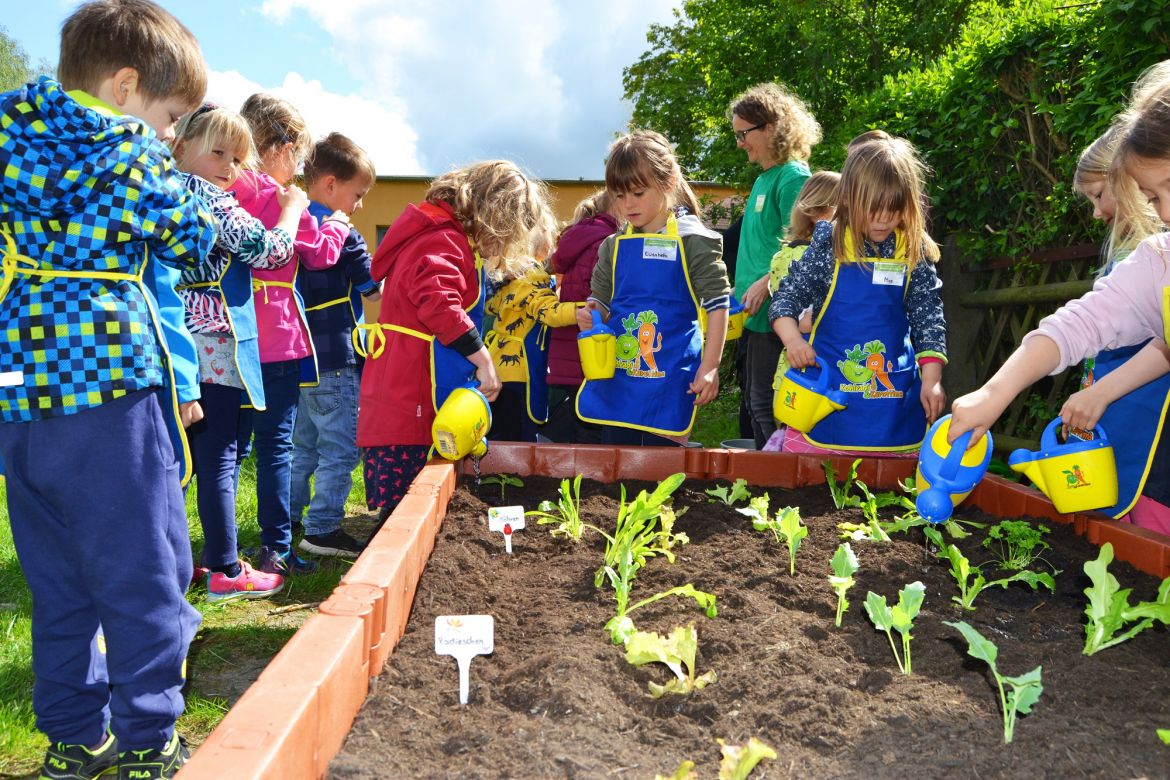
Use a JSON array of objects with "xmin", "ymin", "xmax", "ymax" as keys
[
  {"xmin": 291, "ymin": 133, "xmax": 380, "ymax": 558},
  {"xmin": 0, "ymin": 1, "xmax": 213, "ymax": 777}
]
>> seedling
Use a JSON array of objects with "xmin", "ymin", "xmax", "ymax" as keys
[
  {"xmin": 525, "ymin": 474, "xmax": 592, "ymax": 541},
  {"xmin": 595, "ymin": 474, "xmax": 690, "ymax": 587},
  {"xmin": 982, "ymin": 520, "xmax": 1052, "ymax": 571},
  {"xmin": 705, "ymin": 478, "xmax": 750, "ymax": 507},
  {"xmin": 864, "ymin": 581, "xmax": 925, "ymax": 674},
  {"xmin": 480, "ymin": 472, "xmax": 523, "ymax": 502},
  {"xmin": 1158, "ymin": 729, "xmax": 1170, "ymax": 745},
  {"xmin": 942, "ymin": 543, "xmax": 1056, "ymax": 611},
  {"xmin": 828, "ymin": 543, "xmax": 860, "ymax": 627},
  {"xmin": 747, "ymin": 504, "xmax": 806, "ymax": 575},
  {"xmin": 823, "ymin": 458, "xmax": 862, "ymax": 509},
  {"xmin": 624, "ymin": 623, "xmax": 717, "ymax": 698},
  {"xmin": 717, "ymin": 737, "xmax": 777, "ymax": 780},
  {"xmin": 1083, "ymin": 543, "xmax": 1170, "ymax": 655},
  {"xmin": 945, "ymin": 620, "xmax": 1043, "ymax": 743},
  {"xmin": 655, "ymin": 761, "xmax": 696, "ymax": 780}
]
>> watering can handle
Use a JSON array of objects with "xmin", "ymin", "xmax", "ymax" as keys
[
  {"xmin": 1041, "ymin": 416, "xmax": 1109, "ymax": 448},
  {"xmin": 938, "ymin": 429, "xmax": 973, "ymax": 482},
  {"xmin": 591, "ymin": 309, "xmax": 603, "ymax": 329},
  {"xmin": 805, "ymin": 355, "xmax": 829, "ymax": 391}
]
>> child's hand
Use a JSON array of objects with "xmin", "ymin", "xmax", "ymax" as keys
[
  {"xmin": 1060, "ymin": 386, "xmax": 1109, "ymax": 434},
  {"xmin": 179, "ymin": 400, "xmax": 203, "ymax": 428},
  {"xmin": 688, "ymin": 366, "xmax": 720, "ymax": 406},
  {"xmin": 476, "ymin": 363, "xmax": 501, "ymax": 402},
  {"xmin": 277, "ymin": 183, "xmax": 309, "ymax": 212},
  {"xmin": 785, "ymin": 340, "xmax": 816, "ymax": 370},
  {"xmin": 576, "ymin": 301, "xmax": 599, "ymax": 331},
  {"xmin": 329, "ymin": 209, "xmax": 351, "ymax": 223},
  {"xmin": 949, "ymin": 387, "xmax": 1011, "ymax": 446},
  {"xmin": 920, "ymin": 379, "xmax": 945, "ymax": 425}
]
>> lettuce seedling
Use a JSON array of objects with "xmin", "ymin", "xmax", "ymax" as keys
[
  {"xmin": 823, "ymin": 458, "xmax": 862, "ymax": 509},
  {"xmin": 1083, "ymin": 543, "xmax": 1170, "ymax": 655},
  {"xmin": 595, "ymin": 473, "xmax": 689, "ymax": 587},
  {"xmin": 705, "ymin": 478, "xmax": 750, "ymax": 507},
  {"xmin": 743, "ymin": 499, "xmax": 806, "ymax": 575},
  {"xmin": 828, "ymin": 543, "xmax": 860, "ymax": 627},
  {"xmin": 654, "ymin": 761, "xmax": 696, "ymax": 780},
  {"xmin": 480, "ymin": 472, "xmax": 523, "ymax": 502},
  {"xmin": 942, "ymin": 543, "xmax": 1056, "ymax": 611},
  {"xmin": 526, "ymin": 474, "xmax": 592, "ymax": 541},
  {"xmin": 945, "ymin": 620, "xmax": 1043, "ymax": 743},
  {"xmin": 624, "ymin": 623, "xmax": 717, "ymax": 698},
  {"xmin": 864, "ymin": 581, "xmax": 925, "ymax": 674},
  {"xmin": 1158, "ymin": 729, "xmax": 1170, "ymax": 745},
  {"xmin": 982, "ymin": 520, "xmax": 1052, "ymax": 571},
  {"xmin": 717, "ymin": 737, "xmax": 777, "ymax": 780}
]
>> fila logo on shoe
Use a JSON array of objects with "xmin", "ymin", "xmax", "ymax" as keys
[{"xmin": 128, "ymin": 771, "xmax": 153, "ymax": 779}]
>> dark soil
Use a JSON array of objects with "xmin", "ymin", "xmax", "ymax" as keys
[{"xmin": 329, "ymin": 476, "xmax": 1170, "ymax": 780}]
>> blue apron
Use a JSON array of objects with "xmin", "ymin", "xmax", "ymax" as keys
[
  {"xmin": 802, "ymin": 229, "xmax": 925, "ymax": 451},
  {"xmin": 523, "ymin": 322, "xmax": 551, "ymax": 423},
  {"xmin": 576, "ymin": 215, "xmax": 701, "ymax": 436}
]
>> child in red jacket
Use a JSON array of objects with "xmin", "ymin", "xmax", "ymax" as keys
[{"xmin": 357, "ymin": 161, "xmax": 554, "ymax": 522}]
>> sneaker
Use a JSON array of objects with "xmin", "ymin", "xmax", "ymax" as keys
[
  {"xmin": 40, "ymin": 731, "xmax": 117, "ymax": 779},
  {"xmin": 190, "ymin": 564, "xmax": 210, "ymax": 587},
  {"xmin": 206, "ymin": 560, "xmax": 283, "ymax": 603},
  {"xmin": 117, "ymin": 732, "xmax": 188, "ymax": 780},
  {"xmin": 298, "ymin": 529, "xmax": 365, "ymax": 558},
  {"xmin": 255, "ymin": 545, "xmax": 318, "ymax": 575}
]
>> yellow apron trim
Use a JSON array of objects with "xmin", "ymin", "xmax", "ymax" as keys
[
  {"xmin": 252, "ymin": 278, "xmax": 295, "ymax": 305},
  {"xmin": 353, "ymin": 322, "xmax": 432, "ymax": 360},
  {"xmin": 305, "ymin": 295, "xmax": 351, "ymax": 312},
  {"xmin": 1, "ymin": 228, "xmax": 140, "ymax": 301}
]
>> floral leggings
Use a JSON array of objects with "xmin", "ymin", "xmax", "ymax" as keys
[{"xmin": 362, "ymin": 444, "xmax": 430, "ymax": 511}]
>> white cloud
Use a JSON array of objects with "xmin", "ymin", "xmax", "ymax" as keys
[
  {"xmin": 206, "ymin": 68, "xmax": 424, "ymax": 176},
  {"xmin": 253, "ymin": 0, "xmax": 681, "ymax": 179}
]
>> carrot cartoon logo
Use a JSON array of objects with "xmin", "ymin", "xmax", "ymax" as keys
[
  {"xmin": 784, "ymin": 390, "xmax": 797, "ymax": 409},
  {"xmin": 617, "ymin": 310, "xmax": 665, "ymax": 378},
  {"xmin": 838, "ymin": 340, "xmax": 902, "ymax": 398},
  {"xmin": 1063, "ymin": 465, "xmax": 1090, "ymax": 489}
]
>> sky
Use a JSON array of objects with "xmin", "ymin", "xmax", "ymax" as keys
[{"xmin": 3, "ymin": 0, "xmax": 683, "ymax": 179}]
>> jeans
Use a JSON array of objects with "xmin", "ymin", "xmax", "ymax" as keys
[
  {"xmin": 188, "ymin": 383, "xmax": 246, "ymax": 569},
  {"xmin": 290, "ymin": 366, "xmax": 360, "ymax": 536},
  {"xmin": 742, "ymin": 329, "xmax": 783, "ymax": 449},
  {"xmin": 241, "ymin": 360, "xmax": 300, "ymax": 552}
]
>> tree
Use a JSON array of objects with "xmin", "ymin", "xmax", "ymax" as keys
[{"xmin": 0, "ymin": 27, "xmax": 33, "ymax": 93}]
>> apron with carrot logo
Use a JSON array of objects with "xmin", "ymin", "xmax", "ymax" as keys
[{"xmin": 577, "ymin": 214, "xmax": 701, "ymax": 436}]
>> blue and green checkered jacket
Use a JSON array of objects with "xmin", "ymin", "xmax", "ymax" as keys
[{"xmin": 0, "ymin": 78, "xmax": 213, "ymax": 422}]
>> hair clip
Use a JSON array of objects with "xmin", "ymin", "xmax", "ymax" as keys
[{"xmin": 190, "ymin": 102, "xmax": 218, "ymax": 121}]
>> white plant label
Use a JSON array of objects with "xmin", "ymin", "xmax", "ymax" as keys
[
  {"xmin": 488, "ymin": 506, "xmax": 525, "ymax": 554},
  {"xmin": 435, "ymin": 614, "xmax": 494, "ymax": 705}
]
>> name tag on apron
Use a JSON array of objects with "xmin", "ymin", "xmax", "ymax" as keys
[
  {"xmin": 643, "ymin": 238, "xmax": 676, "ymax": 261},
  {"xmin": 872, "ymin": 261, "xmax": 905, "ymax": 286}
]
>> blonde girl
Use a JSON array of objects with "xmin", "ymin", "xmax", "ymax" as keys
[
  {"xmin": 231, "ymin": 93, "xmax": 350, "ymax": 576},
  {"xmin": 358, "ymin": 160, "xmax": 553, "ymax": 522},
  {"xmin": 769, "ymin": 135, "xmax": 946, "ymax": 456},
  {"xmin": 575, "ymin": 129, "xmax": 730, "ymax": 446},
  {"xmin": 172, "ymin": 104, "xmax": 308, "ymax": 600},
  {"xmin": 768, "ymin": 170, "xmax": 841, "ymax": 294}
]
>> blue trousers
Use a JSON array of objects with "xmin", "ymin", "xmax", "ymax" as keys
[
  {"xmin": 290, "ymin": 366, "xmax": 360, "ymax": 536},
  {"xmin": 238, "ymin": 360, "xmax": 300, "ymax": 552},
  {"xmin": 0, "ymin": 389, "xmax": 201, "ymax": 750},
  {"xmin": 187, "ymin": 383, "xmax": 245, "ymax": 569}
]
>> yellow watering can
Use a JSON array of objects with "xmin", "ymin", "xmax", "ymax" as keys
[
  {"xmin": 432, "ymin": 385, "xmax": 491, "ymax": 460},
  {"xmin": 1008, "ymin": 417, "xmax": 1117, "ymax": 514},
  {"xmin": 773, "ymin": 356, "xmax": 848, "ymax": 432},
  {"xmin": 577, "ymin": 309, "xmax": 616, "ymax": 380},
  {"xmin": 914, "ymin": 415, "xmax": 992, "ymax": 524},
  {"xmin": 725, "ymin": 296, "xmax": 747, "ymax": 341}
]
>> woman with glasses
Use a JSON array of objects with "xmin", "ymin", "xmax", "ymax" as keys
[{"xmin": 729, "ymin": 83, "xmax": 821, "ymax": 449}]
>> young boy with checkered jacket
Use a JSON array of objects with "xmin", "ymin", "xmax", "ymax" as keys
[{"xmin": 0, "ymin": 1, "xmax": 213, "ymax": 777}]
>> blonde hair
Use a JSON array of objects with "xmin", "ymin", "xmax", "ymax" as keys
[
  {"xmin": 605, "ymin": 130, "xmax": 700, "ymax": 217},
  {"xmin": 58, "ymin": 0, "xmax": 206, "ymax": 108},
  {"xmin": 172, "ymin": 104, "xmax": 256, "ymax": 172},
  {"xmin": 834, "ymin": 136, "xmax": 938, "ymax": 267},
  {"xmin": 729, "ymin": 82, "xmax": 822, "ymax": 164},
  {"xmin": 239, "ymin": 93, "xmax": 313, "ymax": 176},
  {"xmin": 569, "ymin": 189, "xmax": 612, "ymax": 224},
  {"xmin": 1113, "ymin": 60, "xmax": 1170, "ymax": 244},
  {"xmin": 425, "ymin": 160, "xmax": 554, "ymax": 279},
  {"xmin": 1075, "ymin": 123, "xmax": 1159, "ymax": 265},
  {"xmin": 785, "ymin": 171, "xmax": 840, "ymax": 243}
]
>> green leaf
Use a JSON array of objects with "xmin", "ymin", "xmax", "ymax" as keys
[
  {"xmin": 944, "ymin": 620, "xmax": 998, "ymax": 668},
  {"xmin": 1157, "ymin": 729, "xmax": 1170, "ymax": 745},
  {"xmin": 830, "ymin": 542, "xmax": 860, "ymax": 578},
  {"xmin": 1003, "ymin": 666, "xmax": 1044, "ymax": 715},
  {"xmin": 655, "ymin": 760, "xmax": 696, "ymax": 780},
  {"xmin": 864, "ymin": 591, "xmax": 893, "ymax": 631},
  {"xmin": 717, "ymin": 737, "xmax": 777, "ymax": 780}
]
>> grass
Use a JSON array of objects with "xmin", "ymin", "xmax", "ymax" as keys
[{"xmin": 0, "ymin": 455, "xmax": 369, "ymax": 777}]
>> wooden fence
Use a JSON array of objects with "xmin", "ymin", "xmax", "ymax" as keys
[{"xmin": 938, "ymin": 239, "xmax": 1103, "ymax": 453}]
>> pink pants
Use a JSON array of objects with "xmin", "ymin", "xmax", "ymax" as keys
[
  {"xmin": 776, "ymin": 426, "xmax": 917, "ymax": 459},
  {"xmin": 1122, "ymin": 495, "xmax": 1170, "ymax": 537}
]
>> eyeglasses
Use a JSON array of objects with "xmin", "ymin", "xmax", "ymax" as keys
[{"xmin": 734, "ymin": 123, "xmax": 766, "ymax": 143}]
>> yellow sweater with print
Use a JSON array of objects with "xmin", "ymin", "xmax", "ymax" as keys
[{"xmin": 486, "ymin": 267, "xmax": 581, "ymax": 383}]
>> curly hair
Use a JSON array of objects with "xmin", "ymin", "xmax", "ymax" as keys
[
  {"xmin": 729, "ymin": 82, "xmax": 822, "ymax": 165},
  {"xmin": 425, "ymin": 160, "xmax": 554, "ymax": 279}
]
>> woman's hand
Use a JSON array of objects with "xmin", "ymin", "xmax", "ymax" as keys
[{"xmin": 741, "ymin": 275, "xmax": 771, "ymax": 315}]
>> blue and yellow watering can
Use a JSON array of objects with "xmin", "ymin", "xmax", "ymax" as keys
[
  {"xmin": 432, "ymin": 384, "xmax": 491, "ymax": 460},
  {"xmin": 773, "ymin": 356, "xmax": 848, "ymax": 432},
  {"xmin": 1008, "ymin": 417, "xmax": 1116, "ymax": 514},
  {"xmin": 915, "ymin": 415, "xmax": 992, "ymax": 524},
  {"xmin": 577, "ymin": 309, "xmax": 616, "ymax": 380},
  {"xmin": 726, "ymin": 296, "xmax": 748, "ymax": 341}
]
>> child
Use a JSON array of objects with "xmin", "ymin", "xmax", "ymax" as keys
[
  {"xmin": 232, "ymin": 94, "xmax": 350, "ymax": 575},
  {"xmin": 575, "ymin": 130, "xmax": 730, "ymax": 446},
  {"xmin": 729, "ymin": 82, "xmax": 821, "ymax": 448},
  {"xmin": 0, "ymin": 1, "xmax": 211, "ymax": 776},
  {"xmin": 951, "ymin": 68, "xmax": 1170, "ymax": 535},
  {"xmin": 760, "ymin": 170, "xmax": 840, "ymax": 451},
  {"xmin": 291, "ymin": 132, "xmax": 380, "ymax": 558},
  {"xmin": 543, "ymin": 191, "xmax": 620, "ymax": 443},
  {"xmin": 173, "ymin": 104, "xmax": 309, "ymax": 600},
  {"xmin": 769, "ymin": 135, "xmax": 946, "ymax": 455},
  {"xmin": 485, "ymin": 226, "xmax": 581, "ymax": 442},
  {"xmin": 357, "ymin": 161, "xmax": 552, "ymax": 522}
]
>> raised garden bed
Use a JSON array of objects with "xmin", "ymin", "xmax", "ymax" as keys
[{"xmin": 179, "ymin": 445, "xmax": 1170, "ymax": 779}]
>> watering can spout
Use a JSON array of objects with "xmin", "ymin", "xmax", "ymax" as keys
[
  {"xmin": 914, "ymin": 415, "xmax": 992, "ymax": 524},
  {"xmin": 1008, "ymin": 459, "xmax": 1045, "ymax": 493}
]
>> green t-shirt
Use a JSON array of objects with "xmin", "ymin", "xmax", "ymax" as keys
[{"xmin": 734, "ymin": 159, "xmax": 811, "ymax": 332}]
